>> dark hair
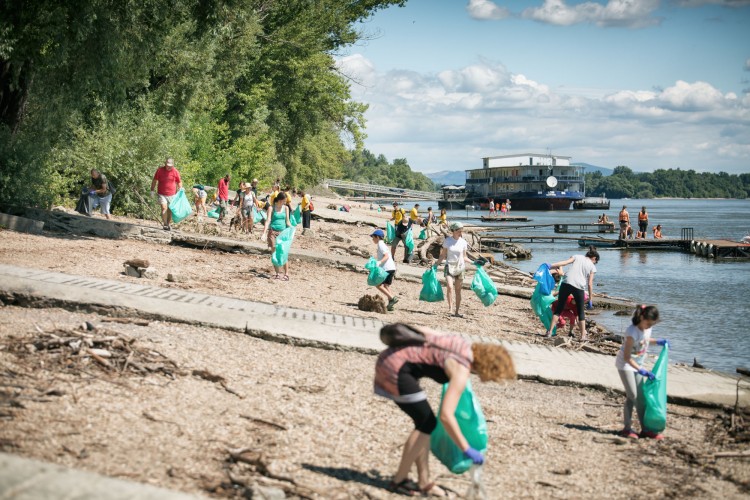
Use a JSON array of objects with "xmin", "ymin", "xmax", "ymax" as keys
[
  {"xmin": 585, "ymin": 246, "xmax": 600, "ymax": 263},
  {"xmin": 275, "ymin": 192, "xmax": 286, "ymax": 203},
  {"xmin": 632, "ymin": 304, "xmax": 659, "ymax": 325}
]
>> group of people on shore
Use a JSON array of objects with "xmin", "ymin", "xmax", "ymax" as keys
[{"xmin": 617, "ymin": 205, "xmax": 663, "ymax": 239}]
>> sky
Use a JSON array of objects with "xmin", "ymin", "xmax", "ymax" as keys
[{"xmin": 336, "ymin": 0, "xmax": 750, "ymax": 175}]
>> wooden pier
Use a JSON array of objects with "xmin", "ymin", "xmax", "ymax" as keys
[
  {"xmin": 554, "ymin": 223, "xmax": 615, "ymax": 234},
  {"xmin": 479, "ymin": 215, "xmax": 530, "ymax": 222}
]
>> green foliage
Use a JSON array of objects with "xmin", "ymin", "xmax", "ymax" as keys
[
  {"xmin": 342, "ymin": 149, "xmax": 436, "ymax": 191},
  {"xmin": 585, "ymin": 167, "xmax": 750, "ymax": 199},
  {"xmin": 0, "ymin": 0, "xmax": 406, "ymax": 211}
]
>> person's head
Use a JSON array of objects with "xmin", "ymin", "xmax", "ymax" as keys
[
  {"xmin": 251, "ymin": 178, "xmax": 258, "ymax": 186},
  {"xmin": 641, "ymin": 206, "xmax": 646, "ymax": 212},
  {"xmin": 449, "ymin": 221, "xmax": 463, "ymax": 235},
  {"xmin": 392, "ymin": 201, "xmax": 399, "ymax": 208},
  {"xmin": 370, "ymin": 229, "xmax": 385, "ymax": 242},
  {"xmin": 585, "ymin": 245, "xmax": 600, "ymax": 264},
  {"xmin": 471, "ymin": 343, "xmax": 517, "ymax": 382},
  {"xmin": 274, "ymin": 192, "xmax": 286, "ymax": 205},
  {"xmin": 224, "ymin": 173, "xmax": 231, "ymax": 181},
  {"xmin": 622, "ymin": 205, "xmax": 627, "ymax": 210},
  {"xmin": 243, "ymin": 182, "xmax": 252, "ymax": 191},
  {"xmin": 165, "ymin": 157, "xmax": 174, "ymax": 169},
  {"xmin": 428, "ymin": 207, "xmax": 433, "ymax": 212},
  {"xmin": 299, "ymin": 188, "xmax": 305, "ymax": 196},
  {"xmin": 414, "ymin": 204, "xmax": 420, "ymax": 209},
  {"xmin": 632, "ymin": 304, "xmax": 659, "ymax": 327},
  {"xmin": 441, "ymin": 208, "xmax": 446, "ymax": 214},
  {"xmin": 90, "ymin": 169, "xmax": 100, "ymax": 179},
  {"xmin": 656, "ymin": 224, "xmax": 662, "ymax": 229}
]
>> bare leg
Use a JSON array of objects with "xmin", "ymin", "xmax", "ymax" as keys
[
  {"xmin": 454, "ymin": 277, "xmax": 463, "ymax": 315},
  {"xmin": 445, "ymin": 276, "xmax": 455, "ymax": 313},
  {"xmin": 376, "ymin": 283, "xmax": 393, "ymax": 301},
  {"xmin": 579, "ymin": 318, "xmax": 588, "ymax": 341},
  {"xmin": 546, "ymin": 314, "xmax": 560, "ymax": 336},
  {"xmin": 393, "ymin": 430, "xmax": 431, "ymax": 485},
  {"xmin": 160, "ymin": 203, "xmax": 170, "ymax": 227}
]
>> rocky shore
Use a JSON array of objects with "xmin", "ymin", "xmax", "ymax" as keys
[{"xmin": 1, "ymin": 196, "xmax": 748, "ymax": 498}]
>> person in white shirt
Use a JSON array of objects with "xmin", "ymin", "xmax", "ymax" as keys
[
  {"xmin": 241, "ymin": 183, "xmax": 257, "ymax": 233},
  {"xmin": 435, "ymin": 222, "xmax": 473, "ymax": 317},
  {"xmin": 545, "ymin": 246, "xmax": 599, "ymax": 340},
  {"xmin": 615, "ymin": 305, "xmax": 669, "ymax": 440},
  {"xmin": 370, "ymin": 229, "xmax": 398, "ymax": 310}
]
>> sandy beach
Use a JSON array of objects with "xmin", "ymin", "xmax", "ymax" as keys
[{"xmin": 1, "ymin": 195, "xmax": 748, "ymax": 498}]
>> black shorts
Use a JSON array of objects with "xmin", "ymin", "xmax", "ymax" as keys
[
  {"xmin": 639, "ymin": 221, "xmax": 648, "ymax": 232},
  {"xmin": 394, "ymin": 362, "xmax": 449, "ymax": 434},
  {"xmin": 383, "ymin": 270, "xmax": 395, "ymax": 286},
  {"xmin": 554, "ymin": 282, "xmax": 586, "ymax": 321}
]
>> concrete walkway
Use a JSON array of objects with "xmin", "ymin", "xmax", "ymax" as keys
[
  {"xmin": 0, "ymin": 452, "xmax": 205, "ymax": 499},
  {"xmin": 1, "ymin": 263, "xmax": 746, "ymax": 409}
]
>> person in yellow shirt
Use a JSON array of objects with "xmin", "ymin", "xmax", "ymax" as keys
[
  {"xmin": 409, "ymin": 204, "xmax": 421, "ymax": 228},
  {"xmin": 439, "ymin": 208, "xmax": 448, "ymax": 226},
  {"xmin": 390, "ymin": 202, "xmax": 411, "ymax": 263},
  {"xmin": 270, "ymin": 187, "xmax": 280, "ymax": 206},
  {"xmin": 391, "ymin": 202, "xmax": 405, "ymax": 225},
  {"xmin": 300, "ymin": 188, "xmax": 311, "ymax": 235}
]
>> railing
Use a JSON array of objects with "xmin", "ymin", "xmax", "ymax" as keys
[{"xmin": 322, "ymin": 179, "xmax": 442, "ymax": 200}]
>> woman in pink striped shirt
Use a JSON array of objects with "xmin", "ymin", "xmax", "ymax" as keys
[{"xmin": 375, "ymin": 324, "xmax": 515, "ymax": 496}]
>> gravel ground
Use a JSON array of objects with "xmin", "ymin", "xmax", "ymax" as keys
[
  {"xmin": 0, "ymin": 200, "xmax": 748, "ymax": 498},
  {"xmin": 0, "ymin": 306, "xmax": 748, "ymax": 499}
]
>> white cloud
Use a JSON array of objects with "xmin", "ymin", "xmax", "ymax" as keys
[
  {"xmin": 521, "ymin": 0, "xmax": 662, "ymax": 28},
  {"xmin": 745, "ymin": 58, "xmax": 750, "ymax": 71},
  {"xmin": 673, "ymin": 1, "xmax": 750, "ymax": 7},
  {"xmin": 340, "ymin": 55, "xmax": 750, "ymax": 173},
  {"xmin": 466, "ymin": 0, "xmax": 511, "ymax": 20}
]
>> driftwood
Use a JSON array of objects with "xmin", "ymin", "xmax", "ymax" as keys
[
  {"xmin": 713, "ymin": 451, "xmax": 750, "ymax": 459},
  {"xmin": 192, "ymin": 369, "xmax": 244, "ymax": 398},
  {"xmin": 330, "ymin": 244, "xmax": 369, "ymax": 259},
  {"xmin": 239, "ymin": 414, "xmax": 288, "ymax": 431},
  {"xmin": 101, "ymin": 317, "xmax": 151, "ymax": 326}
]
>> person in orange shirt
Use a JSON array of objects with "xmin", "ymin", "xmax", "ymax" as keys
[
  {"xmin": 618, "ymin": 206, "xmax": 630, "ymax": 239},
  {"xmin": 637, "ymin": 207, "xmax": 649, "ymax": 238},
  {"xmin": 653, "ymin": 225, "xmax": 663, "ymax": 239}
]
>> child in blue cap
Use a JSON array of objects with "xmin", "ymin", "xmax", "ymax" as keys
[{"xmin": 371, "ymin": 229, "xmax": 398, "ymax": 310}]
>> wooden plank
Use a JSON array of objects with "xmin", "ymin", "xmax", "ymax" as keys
[{"xmin": 0, "ymin": 212, "xmax": 45, "ymax": 234}]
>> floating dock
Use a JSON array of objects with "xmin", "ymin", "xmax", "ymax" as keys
[
  {"xmin": 480, "ymin": 215, "xmax": 530, "ymax": 222},
  {"xmin": 554, "ymin": 223, "xmax": 615, "ymax": 234}
]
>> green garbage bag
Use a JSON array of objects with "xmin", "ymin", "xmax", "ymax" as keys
[
  {"xmin": 418, "ymin": 229, "xmax": 427, "ymax": 240},
  {"xmin": 253, "ymin": 210, "xmax": 266, "ymax": 224},
  {"xmin": 530, "ymin": 281, "xmax": 559, "ymax": 335},
  {"xmin": 290, "ymin": 205, "xmax": 302, "ymax": 227},
  {"xmin": 385, "ymin": 222, "xmax": 396, "ymax": 244},
  {"xmin": 271, "ymin": 226, "xmax": 296, "ymax": 267},
  {"xmin": 207, "ymin": 208, "xmax": 220, "ymax": 219},
  {"xmin": 419, "ymin": 267, "xmax": 444, "ymax": 302},
  {"xmin": 430, "ymin": 380, "xmax": 488, "ymax": 474},
  {"xmin": 404, "ymin": 228, "xmax": 415, "ymax": 254},
  {"xmin": 471, "ymin": 264, "xmax": 498, "ymax": 307},
  {"xmin": 168, "ymin": 189, "xmax": 192, "ymax": 224},
  {"xmin": 642, "ymin": 345, "xmax": 668, "ymax": 433},
  {"xmin": 364, "ymin": 257, "xmax": 388, "ymax": 286}
]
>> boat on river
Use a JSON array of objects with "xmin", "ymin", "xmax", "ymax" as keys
[
  {"xmin": 438, "ymin": 153, "xmax": 585, "ymax": 211},
  {"xmin": 573, "ymin": 196, "xmax": 610, "ymax": 210}
]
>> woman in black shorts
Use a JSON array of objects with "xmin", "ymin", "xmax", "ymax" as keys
[{"xmin": 374, "ymin": 324, "xmax": 515, "ymax": 496}]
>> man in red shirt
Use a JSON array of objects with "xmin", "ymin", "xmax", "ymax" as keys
[
  {"xmin": 217, "ymin": 173, "xmax": 231, "ymax": 223},
  {"xmin": 150, "ymin": 157, "xmax": 183, "ymax": 230}
]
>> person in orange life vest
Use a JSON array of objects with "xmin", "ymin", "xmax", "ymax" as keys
[{"xmin": 637, "ymin": 207, "xmax": 649, "ymax": 238}]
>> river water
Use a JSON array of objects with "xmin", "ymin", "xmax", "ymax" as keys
[{"xmin": 442, "ymin": 198, "xmax": 750, "ymax": 374}]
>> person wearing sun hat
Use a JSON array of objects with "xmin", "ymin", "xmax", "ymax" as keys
[
  {"xmin": 371, "ymin": 229, "xmax": 398, "ymax": 310},
  {"xmin": 435, "ymin": 221, "xmax": 473, "ymax": 317}
]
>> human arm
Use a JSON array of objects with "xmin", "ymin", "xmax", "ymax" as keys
[
  {"xmin": 650, "ymin": 338, "xmax": 669, "ymax": 347},
  {"xmin": 549, "ymin": 257, "xmax": 575, "ymax": 269},
  {"xmin": 587, "ymin": 271, "xmax": 595, "ymax": 309},
  {"xmin": 436, "ymin": 246, "xmax": 448, "ymax": 267},
  {"xmin": 623, "ymin": 336, "xmax": 655, "ymax": 378},
  {"xmin": 285, "ymin": 206, "xmax": 291, "ymax": 227}
]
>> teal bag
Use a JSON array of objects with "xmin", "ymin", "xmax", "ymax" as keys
[
  {"xmin": 207, "ymin": 208, "xmax": 220, "ymax": 219},
  {"xmin": 290, "ymin": 205, "xmax": 302, "ymax": 227},
  {"xmin": 430, "ymin": 380, "xmax": 488, "ymax": 474},
  {"xmin": 386, "ymin": 222, "xmax": 396, "ymax": 244},
  {"xmin": 471, "ymin": 264, "xmax": 498, "ymax": 307},
  {"xmin": 418, "ymin": 229, "xmax": 427, "ymax": 240},
  {"xmin": 530, "ymin": 281, "xmax": 559, "ymax": 335},
  {"xmin": 364, "ymin": 257, "xmax": 388, "ymax": 286},
  {"xmin": 253, "ymin": 210, "xmax": 266, "ymax": 224},
  {"xmin": 271, "ymin": 226, "xmax": 296, "ymax": 267},
  {"xmin": 168, "ymin": 189, "xmax": 192, "ymax": 224},
  {"xmin": 404, "ymin": 228, "xmax": 415, "ymax": 254},
  {"xmin": 642, "ymin": 345, "xmax": 668, "ymax": 433},
  {"xmin": 419, "ymin": 267, "xmax": 444, "ymax": 302}
]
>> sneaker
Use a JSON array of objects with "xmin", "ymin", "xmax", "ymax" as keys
[
  {"xmin": 618, "ymin": 428, "xmax": 639, "ymax": 439},
  {"xmin": 387, "ymin": 297, "xmax": 399, "ymax": 311},
  {"xmin": 163, "ymin": 225, "xmax": 171, "ymax": 231},
  {"xmin": 639, "ymin": 430, "xmax": 664, "ymax": 440}
]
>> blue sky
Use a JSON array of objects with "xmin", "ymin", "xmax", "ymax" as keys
[{"xmin": 336, "ymin": 0, "xmax": 750, "ymax": 174}]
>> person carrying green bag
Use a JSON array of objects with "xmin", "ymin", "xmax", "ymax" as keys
[
  {"xmin": 471, "ymin": 262, "xmax": 498, "ymax": 307},
  {"xmin": 373, "ymin": 324, "xmax": 516, "ymax": 496},
  {"xmin": 419, "ymin": 266, "xmax": 444, "ymax": 302},
  {"xmin": 369, "ymin": 229, "xmax": 399, "ymax": 310},
  {"xmin": 262, "ymin": 192, "xmax": 292, "ymax": 280},
  {"xmin": 614, "ymin": 305, "xmax": 669, "ymax": 440},
  {"xmin": 436, "ymin": 222, "xmax": 472, "ymax": 317}
]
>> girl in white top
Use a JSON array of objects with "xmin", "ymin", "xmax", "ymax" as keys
[
  {"xmin": 615, "ymin": 305, "xmax": 669, "ymax": 440},
  {"xmin": 436, "ymin": 222, "xmax": 473, "ymax": 317},
  {"xmin": 241, "ymin": 183, "xmax": 257, "ymax": 233},
  {"xmin": 371, "ymin": 229, "xmax": 399, "ymax": 311}
]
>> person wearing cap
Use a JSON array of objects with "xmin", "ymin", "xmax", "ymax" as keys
[
  {"xmin": 370, "ymin": 229, "xmax": 398, "ymax": 310},
  {"xmin": 150, "ymin": 157, "xmax": 183, "ymax": 230},
  {"xmin": 435, "ymin": 222, "xmax": 472, "ymax": 317},
  {"xmin": 390, "ymin": 202, "xmax": 411, "ymax": 263},
  {"xmin": 250, "ymin": 178, "xmax": 259, "ymax": 196}
]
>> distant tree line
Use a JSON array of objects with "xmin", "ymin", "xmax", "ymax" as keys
[
  {"xmin": 586, "ymin": 166, "xmax": 750, "ymax": 199},
  {"xmin": 0, "ymin": 0, "xmax": 406, "ymax": 216},
  {"xmin": 341, "ymin": 149, "xmax": 435, "ymax": 191}
]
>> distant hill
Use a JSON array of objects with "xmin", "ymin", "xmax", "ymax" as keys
[
  {"xmin": 427, "ymin": 170, "xmax": 466, "ymax": 186},
  {"xmin": 573, "ymin": 163, "xmax": 613, "ymax": 176}
]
